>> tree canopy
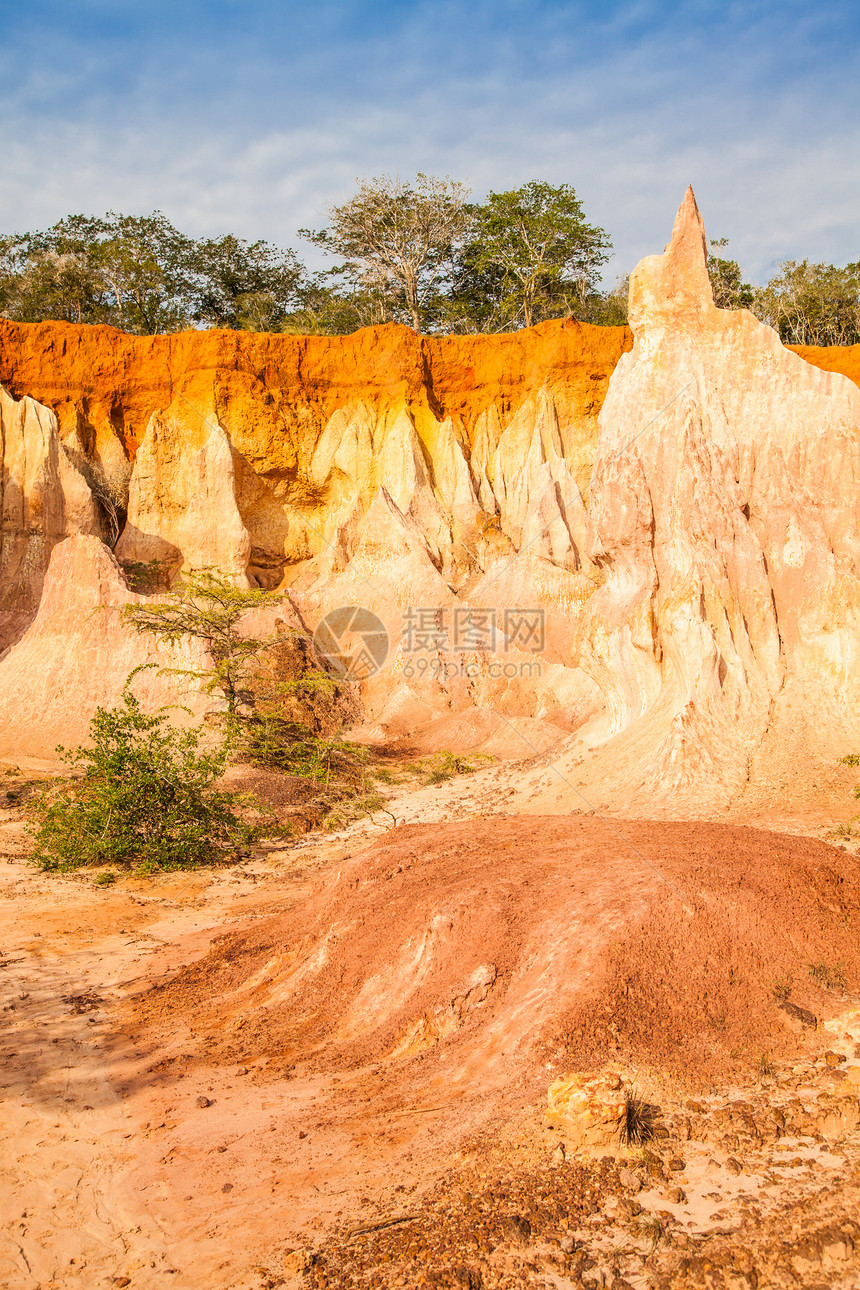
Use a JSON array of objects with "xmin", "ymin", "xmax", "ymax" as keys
[
  {"xmin": 707, "ymin": 239, "xmax": 754, "ymax": 311},
  {"xmin": 2, "ymin": 180, "xmax": 858, "ymax": 342},
  {"xmin": 0, "ymin": 212, "xmax": 302, "ymax": 334},
  {"xmin": 754, "ymin": 258, "xmax": 860, "ymax": 347},
  {"xmin": 703, "ymin": 239, "xmax": 860, "ymax": 345},
  {"xmin": 454, "ymin": 181, "xmax": 612, "ymax": 329},
  {"xmin": 301, "ymin": 173, "xmax": 471, "ymax": 331},
  {"xmin": 187, "ymin": 234, "xmax": 303, "ymax": 331}
]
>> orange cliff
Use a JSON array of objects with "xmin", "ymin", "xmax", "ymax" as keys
[
  {"xmin": 1, "ymin": 310, "xmax": 857, "ymax": 650},
  {"xmin": 789, "ymin": 341, "xmax": 860, "ymax": 389},
  {"xmin": 0, "ymin": 317, "xmax": 633, "ymax": 465},
  {"xmin": 0, "ymin": 316, "xmax": 634, "ymax": 655},
  {"xmin": 0, "ymin": 319, "xmax": 857, "ymax": 464}
]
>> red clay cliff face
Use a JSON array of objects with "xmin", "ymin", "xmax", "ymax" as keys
[
  {"xmin": 0, "ymin": 319, "xmax": 856, "ymax": 467},
  {"xmin": 0, "ymin": 318, "xmax": 633, "ymax": 602},
  {"xmin": 0, "ymin": 318, "xmax": 632, "ymax": 462}
]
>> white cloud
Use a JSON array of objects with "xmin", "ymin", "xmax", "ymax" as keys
[{"xmin": 1, "ymin": 0, "xmax": 858, "ymax": 283}]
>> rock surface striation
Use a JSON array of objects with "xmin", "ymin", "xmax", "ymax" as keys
[{"xmin": 0, "ymin": 190, "xmax": 858, "ymax": 808}]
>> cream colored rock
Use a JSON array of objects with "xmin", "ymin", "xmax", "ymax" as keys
[
  {"xmin": 177, "ymin": 426, "xmax": 252, "ymax": 579},
  {"xmin": 115, "ymin": 413, "xmax": 251, "ymax": 582},
  {"xmin": 569, "ymin": 187, "xmax": 860, "ymax": 810},
  {"xmin": 0, "ymin": 535, "xmax": 215, "ymax": 759},
  {"xmin": 0, "ymin": 387, "xmax": 100, "ymax": 649}
]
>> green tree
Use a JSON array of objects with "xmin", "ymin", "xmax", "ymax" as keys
[
  {"xmin": 578, "ymin": 275, "xmax": 630, "ymax": 326},
  {"xmin": 0, "ymin": 234, "xmax": 22, "ymax": 315},
  {"xmin": 95, "ymin": 212, "xmax": 194, "ymax": 333},
  {"xmin": 707, "ymin": 239, "xmax": 754, "ymax": 310},
  {"xmin": 753, "ymin": 259, "xmax": 860, "ymax": 346},
  {"xmin": 302, "ymin": 173, "xmax": 471, "ymax": 332},
  {"xmin": 29, "ymin": 681, "xmax": 255, "ymax": 873},
  {"xmin": 279, "ymin": 273, "xmax": 393, "ymax": 335},
  {"xmin": 4, "ymin": 215, "xmax": 112, "ymax": 325},
  {"xmin": 455, "ymin": 182, "xmax": 611, "ymax": 329},
  {"xmin": 188, "ymin": 234, "xmax": 304, "ymax": 330},
  {"xmin": 123, "ymin": 572, "xmax": 283, "ymax": 716},
  {"xmin": 0, "ymin": 212, "xmax": 194, "ymax": 332}
]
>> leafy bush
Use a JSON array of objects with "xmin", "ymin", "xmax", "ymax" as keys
[
  {"xmin": 413, "ymin": 750, "xmax": 493, "ymax": 785},
  {"xmin": 239, "ymin": 715, "xmax": 369, "ymax": 780},
  {"xmin": 840, "ymin": 753, "xmax": 860, "ymax": 801},
  {"xmin": 238, "ymin": 714, "xmax": 386, "ymax": 830},
  {"xmin": 30, "ymin": 687, "xmax": 256, "ymax": 873}
]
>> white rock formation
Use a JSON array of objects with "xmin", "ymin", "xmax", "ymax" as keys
[
  {"xmin": 0, "ymin": 535, "xmax": 215, "ymax": 759},
  {"xmin": 566, "ymin": 187, "xmax": 860, "ymax": 809},
  {"xmin": 115, "ymin": 413, "xmax": 251, "ymax": 583},
  {"xmin": 0, "ymin": 387, "xmax": 100, "ymax": 650}
]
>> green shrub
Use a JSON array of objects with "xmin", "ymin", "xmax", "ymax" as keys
[
  {"xmin": 839, "ymin": 752, "xmax": 860, "ymax": 800},
  {"xmin": 239, "ymin": 714, "xmax": 370, "ymax": 781},
  {"xmin": 238, "ymin": 714, "xmax": 387, "ymax": 830},
  {"xmin": 413, "ymin": 750, "xmax": 492, "ymax": 785},
  {"xmin": 29, "ymin": 686, "xmax": 257, "ymax": 873}
]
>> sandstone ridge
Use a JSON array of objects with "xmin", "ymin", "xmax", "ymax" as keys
[{"xmin": 0, "ymin": 190, "xmax": 858, "ymax": 812}]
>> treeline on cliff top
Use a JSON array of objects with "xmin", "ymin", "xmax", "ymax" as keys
[{"xmin": 1, "ymin": 174, "xmax": 858, "ymax": 344}]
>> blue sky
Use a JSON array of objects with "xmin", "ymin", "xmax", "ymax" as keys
[{"xmin": 1, "ymin": 0, "xmax": 858, "ymax": 283}]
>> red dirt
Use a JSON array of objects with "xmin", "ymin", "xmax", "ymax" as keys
[
  {"xmin": 121, "ymin": 814, "xmax": 860, "ymax": 1266},
  {"xmin": 3, "ymin": 810, "xmax": 860, "ymax": 1287},
  {"xmin": 140, "ymin": 816, "xmax": 859, "ymax": 1085}
]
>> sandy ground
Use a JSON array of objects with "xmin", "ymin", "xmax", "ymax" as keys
[{"xmin": 2, "ymin": 773, "xmax": 860, "ymax": 1289}]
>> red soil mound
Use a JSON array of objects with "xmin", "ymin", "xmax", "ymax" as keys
[{"xmin": 140, "ymin": 816, "xmax": 860, "ymax": 1087}]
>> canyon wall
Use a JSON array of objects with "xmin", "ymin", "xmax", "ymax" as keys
[
  {"xmin": 0, "ymin": 318, "xmax": 630, "ymax": 591},
  {"xmin": 563, "ymin": 190, "xmax": 860, "ymax": 814},
  {"xmin": 0, "ymin": 194, "xmax": 858, "ymax": 811}
]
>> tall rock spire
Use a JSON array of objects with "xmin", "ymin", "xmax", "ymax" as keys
[
  {"xmin": 573, "ymin": 189, "xmax": 860, "ymax": 812},
  {"xmin": 628, "ymin": 185, "xmax": 715, "ymax": 331}
]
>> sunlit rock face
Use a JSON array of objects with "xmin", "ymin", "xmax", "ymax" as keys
[
  {"xmin": 0, "ymin": 203, "xmax": 858, "ymax": 802},
  {"xmin": 0, "ymin": 387, "xmax": 100, "ymax": 650},
  {"xmin": 114, "ymin": 414, "xmax": 252, "ymax": 583},
  {"xmin": 0, "ymin": 318, "xmax": 629, "ymax": 756},
  {"xmin": 0, "ymin": 535, "xmax": 216, "ymax": 758},
  {"xmin": 574, "ymin": 188, "xmax": 860, "ymax": 809},
  {"xmin": 0, "ymin": 317, "xmax": 630, "ymax": 594}
]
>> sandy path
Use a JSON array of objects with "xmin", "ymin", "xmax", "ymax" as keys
[{"xmin": 0, "ymin": 845, "xmax": 318, "ymax": 1290}]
